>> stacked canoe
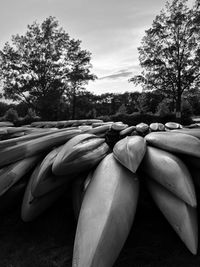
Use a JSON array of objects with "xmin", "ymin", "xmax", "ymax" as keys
[{"xmin": 0, "ymin": 119, "xmax": 200, "ymax": 266}]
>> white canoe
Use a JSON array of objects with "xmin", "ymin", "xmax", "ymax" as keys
[
  {"xmin": 145, "ymin": 131, "xmax": 200, "ymax": 158},
  {"xmin": 72, "ymin": 153, "xmax": 139, "ymax": 267},
  {"xmin": 21, "ymin": 164, "xmax": 70, "ymax": 222},
  {"xmin": 141, "ymin": 146, "xmax": 196, "ymax": 207},
  {"xmin": 146, "ymin": 178, "xmax": 198, "ymax": 254}
]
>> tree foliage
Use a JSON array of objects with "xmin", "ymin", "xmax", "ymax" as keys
[
  {"xmin": 1, "ymin": 89, "xmax": 200, "ymax": 123},
  {"xmin": 130, "ymin": 0, "xmax": 200, "ymax": 117},
  {"xmin": 0, "ymin": 16, "xmax": 96, "ymax": 119}
]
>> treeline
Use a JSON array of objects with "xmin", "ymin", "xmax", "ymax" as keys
[{"xmin": 1, "ymin": 89, "xmax": 200, "ymax": 124}]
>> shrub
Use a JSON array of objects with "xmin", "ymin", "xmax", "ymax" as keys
[
  {"xmin": 3, "ymin": 108, "xmax": 19, "ymax": 123},
  {"xmin": 110, "ymin": 112, "xmax": 158, "ymax": 125},
  {"xmin": 99, "ymin": 112, "xmax": 159, "ymax": 126},
  {"xmin": 13, "ymin": 108, "xmax": 41, "ymax": 126},
  {"xmin": 99, "ymin": 112, "xmax": 192, "ymax": 126}
]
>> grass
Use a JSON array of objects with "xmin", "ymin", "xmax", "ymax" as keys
[{"xmin": 0, "ymin": 183, "xmax": 200, "ymax": 267}]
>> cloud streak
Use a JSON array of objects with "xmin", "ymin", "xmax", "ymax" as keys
[{"xmin": 99, "ymin": 70, "xmax": 133, "ymax": 80}]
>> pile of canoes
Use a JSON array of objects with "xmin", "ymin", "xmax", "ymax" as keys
[{"xmin": 0, "ymin": 119, "xmax": 200, "ymax": 266}]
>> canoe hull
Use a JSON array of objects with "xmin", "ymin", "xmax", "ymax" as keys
[{"xmin": 72, "ymin": 153, "xmax": 139, "ymax": 267}]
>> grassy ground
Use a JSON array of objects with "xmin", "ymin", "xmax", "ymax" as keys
[{"xmin": 0, "ymin": 183, "xmax": 200, "ymax": 267}]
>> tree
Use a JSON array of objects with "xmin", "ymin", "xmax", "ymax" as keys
[
  {"xmin": 65, "ymin": 39, "xmax": 96, "ymax": 119},
  {"xmin": 116, "ymin": 103, "xmax": 127, "ymax": 115},
  {"xmin": 73, "ymin": 91, "xmax": 95, "ymax": 119},
  {"xmin": 93, "ymin": 93, "xmax": 114, "ymax": 116},
  {"xmin": 130, "ymin": 0, "xmax": 200, "ymax": 118},
  {"xmin": 136, "ymin": 91, "xmax": 165, "ymax": 114},
  {"xmin": 0, "ymin": 16, "xmax": 96, "ymax": 120}
]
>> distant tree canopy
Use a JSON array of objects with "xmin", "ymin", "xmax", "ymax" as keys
[
  {"xmin": 0, "ymin": 89, "xmax": 200, "ymax": 124},
  {"xmin": 130, "ymin": 0, "xmax": 200, "ymax": 118},
  {"xmin": 0, "ymin": 16, "xmax": 96, "ymax": 119}
]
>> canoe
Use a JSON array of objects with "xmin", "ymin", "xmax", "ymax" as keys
[
  {"xmin": 136, "ymin": 122, "xmax": 149, "ymax": 135},
  {"xmin": 149, "ymin": 123, "xmax": 165, "ymax": 132},
  {"xmin": 21, "ymin": 164, "xmax": 70, "ymax": 222},
  {"xmin": 0, "ymin": 121, "xmax": 14, "ymax": 127},
  {"xmin": 145, "ymin": 131, "xmax": 200, "ymax": 157},
  {"xmin": 85, "ymin": 125, "xmax": 111, "ymax": 135},
  {"xmin": 111, "ymin": 122, "xmax": 128, "ymax": 131},
  {"xmin": 146, "ymin": 177, "xmax": 198, "ymax": 254},
  {"xmin": 72, "ymin": 153, "xmax": 139, "ymax": 267},
  {"xmin": 0, "ymin": 127, "xmax": 79, "ymax": 148},
  {"xmin": 52, "ymin": 134, "xmax": 109, "ymax": 176},
  {"xmin": 165, "ymin": 122, "xmax": 182, "ymax": 130},
  {"xmin": 141, "ymin": 146, "xmax": 196, "ymax": 207},
  {"xmin": 0, "ymin": 129, "xmax": 81, "ymax": 167},
  {"xmin": 172, "ymin": 128, "xmax": 200, "ymax": 139},
  {"xmin": 119, "ymin": 126, "xmax": 136, "ymax": 137},
  {"xmin": 30, "ymin": 145, "xmax": 70, "ymax": 197},
  {"xmin": 0, "ymin": 154, "xmax": 41, "ymax": 196},
  {"xmin": 113, "ymin": 135, "xmax": 146, "ymax": 173}
]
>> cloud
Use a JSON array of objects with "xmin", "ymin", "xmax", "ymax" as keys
[
  {"xmin": 87, "ymin": 75, "xmax": 142, "ymax": 95},
  {"xmin": 99, "ymin": 70, "xmax": 133, "ymax": 80}
]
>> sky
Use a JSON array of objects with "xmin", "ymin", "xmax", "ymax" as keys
[{"xmin": 0, "ymin": 0, "xmax": 195, "ymax": 95}]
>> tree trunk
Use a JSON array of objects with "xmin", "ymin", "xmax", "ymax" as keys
[
  {"xmin": 175, "ymin": 93, "xmax": 182, "ymax": 119},
  {"xmin": 72, "ymin": 92, "xmax": 76, "ymax": 119},
  {"xmin": 176, "ymin": 67, "xmax": 182, "ymax": 119}
]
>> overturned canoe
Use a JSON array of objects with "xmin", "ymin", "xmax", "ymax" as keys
[
  {"xmin": 72, "ymin": 153, "xmax": 139, "ymax": 267},
  {"xmin": 146, "ymin": 177, "xmax": 198, "ymax": 254},
  {"xmin": 141, "ymin": 146, "xmax": 196, "ymax": 207}
]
